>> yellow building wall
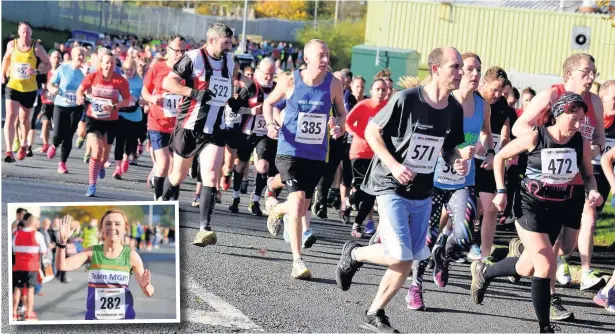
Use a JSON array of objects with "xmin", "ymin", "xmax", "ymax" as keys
[{"xmin": 365, "ymin": 1, "xmax": 615, "ymax": 80}]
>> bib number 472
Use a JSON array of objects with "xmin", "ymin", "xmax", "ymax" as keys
[{"xmin": 547, "ymin": 158, "xmax": 573, "ymax": 174}]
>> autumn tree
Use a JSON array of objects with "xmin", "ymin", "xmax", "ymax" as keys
[{"xmin": 254, "ymin": 0, "xmax": 310, "ymax": 20}]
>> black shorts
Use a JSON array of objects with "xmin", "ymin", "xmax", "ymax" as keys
[
  {"xmin": 170, "ymin": 126, "xmax": 226, "ymax": 159},
  {"xmin": 275, "ymin": 155, "xmax": 326, "ymax": 199},
  {"xmin": 12, "ymin": 271, "xmax": 37, "ymax": 288},
  {"xmin": 5, "ymin": 87, "xmax": 37, "ymax": 109},
  {"xmin": 351, "ymin": 158, "xmax": 372, "ymax": 187},
  {"xmin": 224, "ymin": 127, "xmax": 244, "ymax": 150},
  {"xmin": 475, "ymin": 158, "xmax": 496, "ymax": 194},
  {"xmin": 595, "ymin": 168, "xmax": 611, "ymax": 212},
  {"xmin": 517, "ymin": 187, "xmax": 584, "ymax": 244},
  {"xmin": 41, "ymin": 103, "xmax": 54, "ymax": 121},
  {"xmin": 86, "ymin": 117, "xmax": 116, "ymax": 138},
  {"xmin": 237, "ymin": 135, "xmax": 277, "ymax": 163}
]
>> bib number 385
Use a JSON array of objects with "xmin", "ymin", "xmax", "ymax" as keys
[
  {"xmin": 95, "ymin": 288, "xmax": 126, "ymax": 320},
  {"xmin": 295, "ymin": 112, "xmax": 326, "ymax": 144},
  {"xmin": 540, "ymin": 148, "xmax": 578, "ymax": 184},
  {"xmin": 404, "ymin": 133, "xmax": 444, "ymax": 174}
]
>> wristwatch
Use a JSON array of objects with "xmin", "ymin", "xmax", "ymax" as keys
[
  {"xmin": 486, "ymin": 149, "xmax": 496, "ymax": 157},
  {"xmin": 496, "ymin": 188, "xmax": 506, "ymax": 194},
  {"xmin": 56, "ymin": 243, "xmax": 66, "ymax": 249}
]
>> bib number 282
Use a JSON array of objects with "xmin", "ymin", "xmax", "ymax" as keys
[{"xmin": 99, "ymin": 296, "xmax": 121, "ymax": 310}]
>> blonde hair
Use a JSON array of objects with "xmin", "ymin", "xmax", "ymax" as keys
[
  {"xmin": 397, "ymin": 76, "xmax": 420, "ymax": 89},
  {"xmin": 562, "ymin": 53, "xmax": 595, "ymax": 81},
  {"xmin": 98, "ymin": 209, "xmax": 130, "ymax": 242},
  {"xmin": 122, "ymin": 59, "xmax": 137, "ymax": 73}
]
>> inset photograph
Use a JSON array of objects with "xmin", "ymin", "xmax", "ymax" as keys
[{"xmin": 8, "ymin": 201, "xmax": 179, "ymax": 324}]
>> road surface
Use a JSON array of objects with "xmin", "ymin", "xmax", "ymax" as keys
[{"xmin": 2, "ymin": 142, "xmax": 615, "ymax": 332}]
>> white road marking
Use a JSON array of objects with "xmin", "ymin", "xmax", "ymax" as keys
[{"xmin": 182, "ymin": 276, "xmax": 264, "ymax": 331}]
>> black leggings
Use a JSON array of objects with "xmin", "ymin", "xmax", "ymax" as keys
[
  {"xmin": 52, "ymin": 106, "xmax": 84, "ymax": 163},
  {"xmin": 316, "ymin": 137, "xmax": 352, "ymax": 204},
  {"xmin": 350, "ymin": 159, "xmax": 375, "ymax": 225},
  {"xmin": 113, "ymin": 117, "xmax": 139, "ymax": 161}
]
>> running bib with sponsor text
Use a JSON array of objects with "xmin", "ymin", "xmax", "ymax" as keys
[
  {"xmin": 207, "ymin": 76, "xmax": 232, "ymax": 107},
  {"xmin": 475, "ymin": 134, "xmax": 501, "ymax": 160},
  {"xmin": 94, "ymin": 288, "xmax": 126, "ymax": 320},
  {"xmin": 64, "ymin": 91, "xmax": 77, "ymax": 105},
  {"xmin": 13, "ymin": 63, "xmax": 31, "ymax": 80},
  {"xmin": 224, "ymin": 105, "xmax": 241, "ymax": 125},
  {"xmin": 91, "ymin": 98, "xmax": 113, "ymax": 119},
  {"xmin": 435, "ymin": 158, "xmax": 465, "ymax": 185},
  {"xmin": 593, "ymin": 138, "xmax": 615, "ymax": 165},
  {"xmin": 253, "ymin": 114, "xmax": 268, "ymax": 136},
  {"xmin": 403, "ymin": 133, "xmax": 444, "ymax": 174},
  {"xmin": 540, "ymin": 148, "xmax": 578, "ymax": 184},
  {"xmin": 295, "ymin": 112, "xmax": 326, "ymax": 144},
  {"xmin": 580, "ymin": 116, "xmax": 595, "ymax": 141},
  {"xmin": 163, "ymin": 94, "xmax": 182, "ymax": 118}
]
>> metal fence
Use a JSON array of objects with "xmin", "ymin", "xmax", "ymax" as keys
[{"xmin": 1, "ymin": 1, "xmax": 309, "ymax": 42}]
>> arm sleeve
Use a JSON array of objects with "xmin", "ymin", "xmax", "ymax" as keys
[
  {"xmin": 143, "ymin": 66, "xmax": 155, "ymax": 93},
  {"xmin": 443, "ymin": 107, "xmax": 465, "ymax": 150},
  {"xmin": 50, "ymin": 65, "xmax": 61, "ymax": 85},
  {"xmin": 80, "ymin": 72, "xmax": 95, "ymax": 91},
  {"xmin": 346, "ymin": 104, "xmax": 364, "ymax": 139},
  {"xmin": 172, "ymin": 54, "xmax": 194, "ymax": 81},
  {"xmin": 36, "ymin": 231, "xmax": 48, "ymax": 254},
  {"xmin": 372, "ymin": 92, "xmax": 403, "ymax": 138},
  {"xmin": 119, "ymin": 77, "xmax": 131, "ymax": 100}
]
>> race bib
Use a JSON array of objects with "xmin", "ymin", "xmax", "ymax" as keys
[
  {"xmin": 253, "ymin": 114, "xmax": 268, "ymax": 136},
  {"xmin": 592, "ymin": 138, "xmax": 615, "ymax": 165},
  {"xmin": 540, "ymin": 148, "xmax": 578, "ymax": 184},
  {"xmin": 64, "ymin": 91, "xmax": 77, "ymax": 105},
  {"xmin": 435, "ymin": 158, "xmax": 465, "ymax": 185},
  {"xmin": 580, "ymin": 117, "xmax": 595, "ymax": 140},
  {"xmin": 95, "ymin": 288, "xmax": 126, "ymax": 320},
  {"xmin": 224, "ymin": 105, "xmax": 241, "ymax": 125},
  {"xmin": 13, "ymin": 62, "xmax": 31, "ymax": 79},
  {"xmin": 404, "ymin": 133, "xmax": 445, "ymax": 174},
  {"xmin": 475, "ymin": 134, "xmax": 501, "ymax": 160},
  {"xmin": 295, "ymin": 112, "xmax": 326, "ymax": 144},
  {"xmin": 163, "ymin": 94, "xmax": 182, "ymax": 118},
  {"xmin": 91, "ymin": 98, "xmax": 112, "ymax": 119},
  {"xmin": 207, "ymin": 76, "xmax": 232, "ymax": 107}
]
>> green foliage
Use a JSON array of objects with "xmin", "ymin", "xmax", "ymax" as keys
[
  {"xmin": 295, "ymin": 19, "xmax": 365, "ymax": 70},
  {"xmin": 52, "ymin": 205, "xmax": 145, "ymax": 227}
]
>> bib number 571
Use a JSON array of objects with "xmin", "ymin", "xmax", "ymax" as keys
[{"xmin": 411, "ymin": 145, "xmax": 436, "ymax": 161}]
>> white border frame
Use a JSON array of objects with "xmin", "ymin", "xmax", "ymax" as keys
[{"xmin": 7, "ymin": 201, "xmax": 181, "ymax": 325}]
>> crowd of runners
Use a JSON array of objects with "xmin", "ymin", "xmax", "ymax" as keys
[{"xmin": 4, "ymin": 20, "xmax": 615, "ymax": 332}]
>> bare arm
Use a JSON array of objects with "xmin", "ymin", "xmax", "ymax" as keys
[
  {"xmin": 499, "ymin": 118, "xmax": 511, "ymax": 149},
  {"xmin": 600, "ymin": 146, "xmax": 615, "ymax": 192},
  {"xmin": 481, "ymin": 103, "xmax": 494, "ymax": 151},
  {"xmin": 591, "ymin": 93, "xmax": 606, "ymax": 154},
  {"xmin": 330, "ymin": 77, "xmax": 347, "ymax": 133},
  {"xmin": 580, "ymin": 137, "xmax": 598, "ymax": 193},
  {"xmin": 131, "ymin": 251, "xmax": 154, "ymax": 297},
  {"xmin": 493, "ymin": 131, "xmax": 538, "ymax": 189},
  {"xmin": 162, "ymin": 71, "xmax": 192, "ymax": 97},
  {"xmin": 512, "ymin": 89, "xmax": 555, "ymax": 138},
  {"xmin": 34, "ymin": 42, "xmax": 51, "ymax": 74},
  {"xmin": 1, "ymin": 41, "xmax": 13, "ymax": 84},
  {"xmin": 365, "ymin": 122, "xmax": 400, "ymax": 170},
  {"xmin": 55, "ymin": 247, "xmax": 92, "ymax": 272}
]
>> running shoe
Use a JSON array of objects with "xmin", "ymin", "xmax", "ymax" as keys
[
  {"xmin": 84, "ymin": 154, "xmax": 90, "ymax": 164},
  {"xmin": 266, "ymin": 200, "xmax": 283, "ymax": 236},
  {"xmin": 607, "ymin": 287, "xmax": 615, "ymax": 313},
  {"xmin": 302, "ymin": 229, "xmax": 316, "ymax": 249},
  {"xmin": 193, "ymin": 228, "xmax": 217, "ymax": 247},
  {"xmin": 16, "ymin": 146, "xmax": 26, "ymax": 160},
  {"xmin": 4, "ymin": 151, "xmax": 15, "ymax": 163},
  {"xmin": 248, "ymin": 201, "xmax": 262, "ymax": 216},
  {"xmin": 12, "ymin": 139, "xmax": 20, "ymax": 153},
  {"xmin": 556, "ymin": 256, "xmax": 572, "ymax": 286},
  {"xmin": 47, "ymin": 145, "xmax": 57, "ymax": 159},
  {"xmin": 540, "ymin": 323, "xmax": 560, "ymax": 333},
  {"xmin": 432, "ymin": 234, "xmax": 449, "ymax": 287},
  {"xmin": 58, "ymin": 162, "xmax": 68, "ymax": 174},
  {"xmin": 113, "ymin": 166, "xmax": 122, "ymax": 179},
  {"xmin": 593, "ymin": 288, "xmax": 608, "ymax": 308},
  {"xmin": 351, "ymin": 224, "xmax": 363, "ymax": 239},
  {"xmin": 228, "ymin": 197, "xmax": 240, "ymax": 213},
  {"xmin": 99, "ymin": 167, "xmax": 106, "ymax": 179},
  {"xmin": 580, "ymin": 269, "xmax": 604, "ymax": 291},
  {"xmin": 467, "ymin": 244, "xmax": 481, "ymax": 261},
  {"xmin": 406, "ymin": 285, "xmax": 426, "ymax": 311},
  {"xmin": 26, "ymin": 146, "xmax": 33, "ymax": 157},
  {"xmin": 121, "ymin": 160, "xmax": 129, "ymax": 174},
  {"xmin": 335, "ymin": 240, "xmax": 363, "ymax": 291},
  {"xmin": 360, "ymin": 310, "xmax": 399, "ymax": 333},
  {"xmin": 364, "ymin": 220, "xmax": 376, "ymax": 236},
  {"xmin": 470, "ymin": 260, "xmax": 491, "ymax": 304},
  {"xmin": 340, "ymin": 205, "xmax": 352, "ymax": 225},
  {"xmin": 215, "ymin": 191, "xmax": 222, "ymax": 203},
  {"xmin": 191, "ymin": 195, "xmax": 200, "ymax": 207},
  {"xmin": 507, "ymin": 238, "xmax": 523, "ymax": 284},
  {"xmin": 550, "ymin": 294, "xmax": 573, "ymax": 320},
  {"xmin": 86, "ymin": 184, "xmax": 96, "ymax": 197},
  {"xmin": 221, "ymin": 173, "xmax": 231, "ymax": 191},
  {"xmin": 39, "ymin": 144, "xmax": 49, "ymax": 153},
  {"xmin": 291, "ymin": 258, "xmax": 311, "ymax": 279}
]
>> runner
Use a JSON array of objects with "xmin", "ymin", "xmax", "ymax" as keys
[
  {"xmin": 512, "ymin": 53, "xmax": 604, "ymax": 319},
  {"xmin": 228, "ymin": 57, "xmax": 277, "ymax": 216},
  {"xmin": 467, "ymin": 67, "xmax": 512, "ymax": 261},
  {"xmin": 263, "ymin": 39, "xmax": 347, "ymax": 279},
  {"xmin": 36, "ymin": 50, "xmax": 62, "ymax": 154},
  {"xmin": 2, "ymin": 21, "xmax": 51, "ymax": 162},
  {"xmin": 335, "ymin": 47, "xmax": 468, "ymax": 332},
  {"xmin": 55, "ymin": 210, "xmax": 155, "ymax": 320},
  {"xmin": 12, "ymin": 213, "xmax": 47, "ymax": 321},
  {"xmin": 109, "ymin": 59, "xmax": 145, "ymax": 180},
  {"xmin": 159, "ymin": 23, "xmax": 238, "ymax": 248},
  {"xmin": 75, "ymin": 50, "xmax": 132, "ymax": 196},
  {"xmin": 474, "ymin": 93, "xmax": 602, "ymax": 333},
  {"xmin": 344, "ymin": 78, "xmax": 388, "ymax": 237},
  {"xmin": 594, "ymin": 79, "xmax": 615, "ymax": 313},
  {"xmin": 142, "ymin": 35, "xmax": 186, "ymax": 200},
  {"xmin": 409, "ymin": 52, "xmax": 494, "ymax": 310},
  {"xmin": 45, "ymin": 46, "xmax": 87, "ymax": 173}
]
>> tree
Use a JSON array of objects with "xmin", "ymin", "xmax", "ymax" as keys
[
  {"xmin": 55, "ymin": 205, "xmax": 145, "ymax": 227},
  {"xmin": 295, "ymin": 19, "xmax": 365, "ymax": 70},
  {"xmin": 253, "ymin": 0, "xmax": 310, "ymax": 20}
]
